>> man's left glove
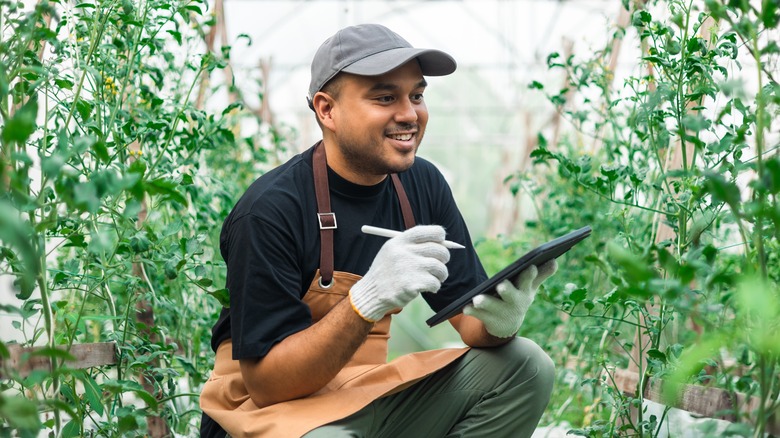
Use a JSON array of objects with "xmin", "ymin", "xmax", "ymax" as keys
[{"xmin": 463, "ymin": 260, "xmax": 558, "ymax": 338}]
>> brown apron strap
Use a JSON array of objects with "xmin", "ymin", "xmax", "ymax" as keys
[
  {"xmin": 312, "ymin": 142, "xmax": 417, "ymax": 286},
  {"xmin": 390, "ymin": 174, "xmax": 416, "ymax": 229},
  {"xmin": 313, "ymin": 142, "xmax": 336, "ymax": 287}
]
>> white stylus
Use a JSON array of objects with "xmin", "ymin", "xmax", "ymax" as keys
[{"xmin": 361, "ymin": 225, "xmax": 466, "ymax": 249}]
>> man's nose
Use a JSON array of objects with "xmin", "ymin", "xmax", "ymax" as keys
[{"xmin": 395, "ymin": 98, "xmax": 418, "ymax": 123}]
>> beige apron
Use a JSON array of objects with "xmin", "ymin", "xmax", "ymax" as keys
[
  {"xmin": 201, "ymin": 142, "xmax": 469, "ymax": 436},
  {"xmin": 200, "ymin": 271, "xmax": 469, "ymax": 437}
]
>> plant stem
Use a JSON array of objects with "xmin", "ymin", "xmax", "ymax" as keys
[
  {"xmin": 756, "ymin": 353, "xmax": 768, "ymax": 437},
  {"xmin": 751, "ymin": 30, "xmax": 767, "ymax": 279},
  {"xmin": 652, "ymin": 406, "xmax": 671, "ymax": 438},
  {"xmin": 63, "ymin": 1, "xmax": 116, "ymax": 129},
  {"xmin": 563, "ymin": 310, "xmax": 647, "ymax": 329},
  {"xmin": 35, "ymin": 237, "xmax": 59, "ymax": 433},
  {"xmin": 105, "ymin": 1, "xmax": 150, "ymax": 157},
  {"xmin": 157, "ymin": 392, "xmax": 201, "ymax": 404},
  {"xmin": 675, "ymin": 0, "xmax": 693, "ymax": 174},
  {"xmin": 577, "ymin": 179, "xmax": 680, "ymax": 216},
  {"xmin": 110, "ymin": 287, "xmax": 137, "ymax": 416},
  {"xmin": 145, "ymin": 64, "xmax": 205, "ymax": 177},
  {"xmin": 635, "ymin": 314, "xmax": 645, "ymax": 428}
]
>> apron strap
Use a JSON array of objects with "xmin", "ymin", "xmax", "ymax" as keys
[
  {"xmin": 312, "ymin": 142, "xmax": 417, "ymax": 287},
  {"xmin": 391, "ymin": 174, "xmax": 416, "ymax": 229},
  {"xmin": 313, "ymin": 142, "xmax": 336, "ymax": 287}
]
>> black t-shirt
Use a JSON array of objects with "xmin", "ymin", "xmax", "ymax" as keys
[{"xmin": 210, "ymin": 144, "xmax": 487, "ymax": 359}]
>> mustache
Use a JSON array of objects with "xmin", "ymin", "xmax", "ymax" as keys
[{"xmin": 385, "ymin": 123, "xmax": 418, "ymax": 134}]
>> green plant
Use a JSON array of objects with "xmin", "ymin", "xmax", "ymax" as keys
[
  {"xmin": 513, "ymin": 0, "xmax": 779, "ymax": 435},
  {"xmin": 0, "ymin": 0, "xmax": 283, "ymax": 436}
]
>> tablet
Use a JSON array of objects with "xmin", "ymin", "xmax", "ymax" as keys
[{"xmin": 426, "ymin": 226, "xmax": 592, "ymax": 327}]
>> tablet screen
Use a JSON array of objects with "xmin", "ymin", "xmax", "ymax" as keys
[{"xmin": 426, "ymin": 226, "xmax": 592, "ymax": 327}]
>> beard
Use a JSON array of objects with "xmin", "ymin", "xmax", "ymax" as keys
[{"xmin": 335, "ymin": 125, "xmax": 423, "ymax": 179}]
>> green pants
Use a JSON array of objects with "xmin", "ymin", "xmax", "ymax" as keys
[{"xmin": 303, "ymin": 337, "xmax": 555, "ymax": 438}]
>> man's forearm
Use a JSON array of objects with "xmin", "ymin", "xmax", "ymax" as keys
[
  {"xmin": 449, "ymin": 314, "xmax": 514, "ymax": 348},
  {"xmin": 239, "ymin": 299, "xmax": 373, "ymax": 408}
]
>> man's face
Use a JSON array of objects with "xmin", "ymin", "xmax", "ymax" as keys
[{"xmin": 323, "ymin": 61, "xmax": 429, "ymax": 185}]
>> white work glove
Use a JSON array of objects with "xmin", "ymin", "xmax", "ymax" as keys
[
  {"xmin": 463, "ymin": 260, "xmax": 558, "ymax": 338},
  {"xmin": 350, "ymin": 225, "xmax": 450, "ymax": 322}
]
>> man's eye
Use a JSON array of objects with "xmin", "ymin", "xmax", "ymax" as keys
[
  {"xmin": 411, "ymin": 93, "xmax": 424, "ymax": 102},
  {"xmin": 377, "ymin": 95, "xmax": 394, "ymax": 103}
]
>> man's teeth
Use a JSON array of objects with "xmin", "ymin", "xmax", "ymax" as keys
[{"xmin": 389, "ymin": 133, "xmax": 413, "ymax": 141}]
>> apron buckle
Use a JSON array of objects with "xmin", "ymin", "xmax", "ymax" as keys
[{"xmin": 317, "ymin": 212, "xmax": 337, "ymax": 230}]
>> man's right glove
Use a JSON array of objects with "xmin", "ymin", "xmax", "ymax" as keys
[{"xmin": 350, "ymin": 225, "xmax": 450, "ymax": 322}]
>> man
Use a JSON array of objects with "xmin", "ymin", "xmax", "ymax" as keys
[{"xmin": 200, "ymin": 23, "xmax": 557, "ymax": 437}]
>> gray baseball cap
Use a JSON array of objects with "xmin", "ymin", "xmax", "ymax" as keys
[{"xmin": 307, "ymin": 24, "xmax": 456, "ymax": 108}]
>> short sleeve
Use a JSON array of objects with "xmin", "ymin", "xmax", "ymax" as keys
[{"xmin": 225, "ymin": 214, "xmax": 312, "ymax": 360}]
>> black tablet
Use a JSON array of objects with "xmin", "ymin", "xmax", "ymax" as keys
[{"xmin": 426, "ymin": 226, "xmax": 592, "ymax": 327}]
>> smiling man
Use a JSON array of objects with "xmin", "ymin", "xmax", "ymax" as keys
[
  {"xmin": 316, "ymin": 63, "xmax": 427, "ymax": 185},
  {"xmin": 200, "ymin": 24, "xmax": 558, "ymax": 438}
]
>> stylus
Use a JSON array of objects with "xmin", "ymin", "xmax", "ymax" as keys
[{"xmin": 361, "ymin": 225, "xmax": 466, "ymax": 249}]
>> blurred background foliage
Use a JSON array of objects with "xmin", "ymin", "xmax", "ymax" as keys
[
  {"xmin": 0, "ymin": 0, "xmax": 269, "ymax": 435},
  {"xmin": 1, "ymin": 0, "xmax": 779, "ymax": 436}
]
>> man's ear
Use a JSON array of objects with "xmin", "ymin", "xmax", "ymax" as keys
[{"xmin": 312, "ymin": 92, "xmax": 336, "ymax": 131}]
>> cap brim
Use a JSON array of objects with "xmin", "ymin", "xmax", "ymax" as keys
[{"xmin": 341, "ymin": 47, "xmax": 456, "ymax": 77}]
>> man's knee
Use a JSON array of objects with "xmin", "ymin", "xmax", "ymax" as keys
[{"xmin": 496, "ymin": 337, "xmax": 556, "ymax": 394}]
